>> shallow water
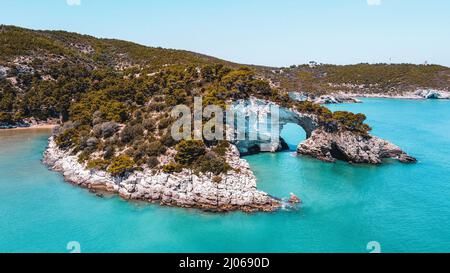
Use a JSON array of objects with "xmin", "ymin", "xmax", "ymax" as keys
[{"xmin": 0, "ymin": 99, "xmax": 449, "ymax": 253}]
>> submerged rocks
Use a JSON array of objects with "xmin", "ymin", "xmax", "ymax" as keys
[
  {"xmin": 43, "ymin": 137, "xmax": 280, "ymax": 213},
  {"xmin": 288, "ymin": 193, "xmax": 301, "ymax": 204},
  {"xmin": 396, "ymin": 154, "xmax": 417, "ymax": 163},
  {"xmin": 297, "ymin": 129, "xmax": 416, "ymax": 164}
]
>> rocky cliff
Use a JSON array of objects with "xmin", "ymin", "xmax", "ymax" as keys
[{"xmin": 297, "ymin": 129, "xmax": 417, "ymax": 164}]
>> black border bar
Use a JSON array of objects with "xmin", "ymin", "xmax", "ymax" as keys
[{"xmin": 0, "ymin": 253, "xmax": 448, "ymax": 272}]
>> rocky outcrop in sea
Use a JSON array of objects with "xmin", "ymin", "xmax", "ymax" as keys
[
  {"xmin": 228, "ymin": 98, "xmax": 416, "ymax": 164},
  {"xmin": 297, "ymin": 129, "xmax": 417, "ymax": 164},
  {"xmin": 228, "ymin": 98, "xmax": 415, "ymax": 164}
]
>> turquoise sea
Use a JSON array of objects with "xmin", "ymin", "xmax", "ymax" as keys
[{"xmin": 1, "ymin": 98, "xmax": 449, "ymax": 253}]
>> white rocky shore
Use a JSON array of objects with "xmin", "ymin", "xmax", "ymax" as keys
[
  {"xmin": 313, "ymin": 94, "xmax": 362, "ymax": 104},
  {"xmin": 288, "ymin": 92, "xmax": 362, "ymax": 104},
  {"xmin": 337, "ymin": 89, "xmax": 450, "ymax": 101},
  {"xmin": 289, "ymin": 89, "xmax": 450, "ymax": 105},
  {"xmin": 43, "ymin": 137, "xmax": 280, "ymax": 212}
]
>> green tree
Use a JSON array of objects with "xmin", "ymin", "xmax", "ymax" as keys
[
  {"xmin": 107, "ymin": 155, "xmax": 135, "ymax": 176},
  {"xmin": 175, "ymin": 140, "xmax": 206, "ymax": 165}
]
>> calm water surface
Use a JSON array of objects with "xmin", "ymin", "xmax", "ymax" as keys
[{"xmin": 1, "ymin": 98, "xmax": 449, "ymax": 253}]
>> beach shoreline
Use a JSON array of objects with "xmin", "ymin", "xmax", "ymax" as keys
[{"xmin": 0, "ymin": 124, "xmax": 57, "ymax": 131}]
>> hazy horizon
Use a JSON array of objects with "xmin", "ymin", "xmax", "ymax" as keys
[{"xmin": 2, "ymin": 0, "xmax": 449, "ymax": 67}]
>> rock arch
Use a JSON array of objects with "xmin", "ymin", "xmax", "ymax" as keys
[
  {"xmin": 229, "ymin": 98, "xmax": 318, "ymax": 155},
  {"xmin": 230, "ymin": 98, "xmax": 416, "ymax": 164}
]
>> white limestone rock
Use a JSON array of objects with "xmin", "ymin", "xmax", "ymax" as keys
[
  {"xmin": 43, "ymin": 137, "xmax": 280, "ymax": 212},
  {"xmin": 414, "ymin": 89, "xmax": 450, "ymax": 99},
  {"xmin": 229, "ymin": 98, "xmax": 318, "ymax": 154}
]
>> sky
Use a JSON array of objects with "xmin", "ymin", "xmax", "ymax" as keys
[{"xmin": 1, "ymin": 0, "xmax": 449, "ymax": 67}]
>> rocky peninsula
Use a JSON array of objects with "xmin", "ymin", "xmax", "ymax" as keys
[
  {"xmin": 44, "ymin": 137, "xmax": 281, "ymax": 213},
  {"xmin": 43, "ymin": 98, "xmax": 416, "ymax": 212}
]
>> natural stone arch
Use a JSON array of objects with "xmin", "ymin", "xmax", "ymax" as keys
[
  {"xmin": 278, "ymin": 107, "xmax": 318, "ymax": 139},
  {"xmin": 228, "ymin": 98, "xmax": 416, "ymax": 164},
  {"xmin": 229, "ymin": 98, "xmax": 319, "ymax": 155}
]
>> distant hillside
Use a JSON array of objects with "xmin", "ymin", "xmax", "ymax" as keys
[
  {"xmin": 1, "ymin": 25, "xmax": 448, "ymax": 95},
  {"xmin": 0, "ymin": 25, "xmax": 234, "ymax": 71},
  {"xmin": 258, "ymin": 63, "xmax": 450, "ymax": 95}
]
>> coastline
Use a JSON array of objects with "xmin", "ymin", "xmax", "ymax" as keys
[
  {"xmin": 43, "ymin": 137, "xmax": 282, "ymax": 213},
  {"xmin": 0, "ymin": 124, "xmax": 57, "ymax": 131},
  {"xmin": 341, "ymin": 89, "xmax": 450, "ymax": 102},
  {"xmin": 289, "ymin": 89, "xmax": 450, "ymax": 105},
  {"xmin": 348, "ymin": 94, "xmax": 438, "ymax": 100}
]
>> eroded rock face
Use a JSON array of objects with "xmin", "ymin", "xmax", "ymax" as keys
[
  {"xmin": 297, "ymin": 129, "xmax": 417, "ymax": 164},
  {"xmin": 229, "ymin": 98, "xmax": 318, "ymax": 155},
  {"xmin": 230, "ymin": 99, "xmax": 416, "ymax": 165},
  {"xmin": 43, "ymin": 138, "xmax": 280, "ymax": 212}
]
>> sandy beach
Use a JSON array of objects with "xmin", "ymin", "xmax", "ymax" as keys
[{"xmin": 0, "ymin": 124, "xmax": 57, "ymax": 131}]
